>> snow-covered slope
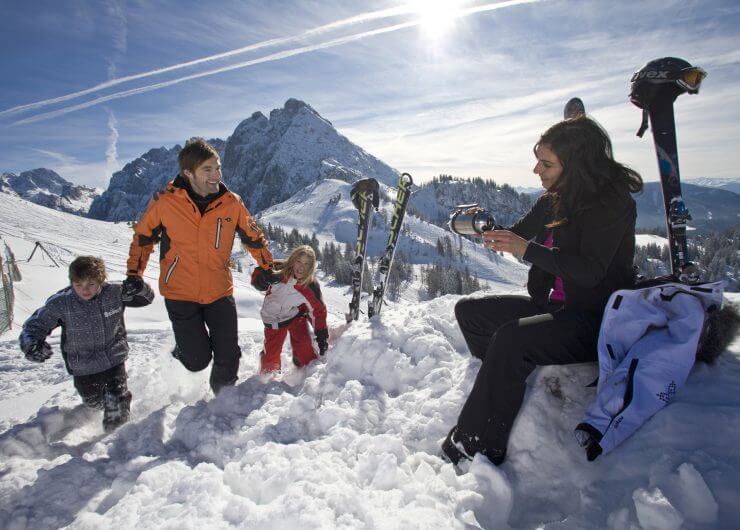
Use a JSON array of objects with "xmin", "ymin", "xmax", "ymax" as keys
[
  {"xmin": 0, "ymin": 193, "xmax": 739, "ymax": 529},
  {"xmin": 256, "ymin": 178, "xmax": 529, "ymax": 288},
  {"xmin": 409, "ymin": 177, "xmax": 534, "ymax": 229},
  {"xmin": 635, "ymin": 234, "xmax": 669, "ymax": 248},
  {"xmin": 686, "ymin": 176, "xmax": 740, "ymax": 195},
  {"xmin": 0, "ymin": 168, "xmax": 99, "ymax": 216}
]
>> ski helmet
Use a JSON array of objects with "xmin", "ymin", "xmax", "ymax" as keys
[
  {"xmin": 630, "ymin": 57, "xmax": 705, "ymax": 107},
  {"xmin": 629, "ymin": 57, "xmax": 706, "ymax": 136}
]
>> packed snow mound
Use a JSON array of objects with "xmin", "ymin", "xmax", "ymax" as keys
[{"xmin": 0, "ymin": 192, "xmax": 739, "ymax": 528}]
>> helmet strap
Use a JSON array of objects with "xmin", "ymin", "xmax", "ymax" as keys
[{"xmin": 636, "ymin": 108, "xmax": 650, "ymax": 137}]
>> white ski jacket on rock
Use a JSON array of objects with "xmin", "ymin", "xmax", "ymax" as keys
[{"xmin": 576, "ymin": 281, "xmax": 724, "ymax": 456}]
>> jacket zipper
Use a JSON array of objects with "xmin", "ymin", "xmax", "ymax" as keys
[
  {"xmin": 215, "ymin": 218, "xmax": 222, "ymax": 249},
  {"xmin": 165, "ymin": 255, "xmax": 180, "ymax": 284},
  {"xmin": 98, "ymin": 300, "xmax": 108, "ymax": 351}
]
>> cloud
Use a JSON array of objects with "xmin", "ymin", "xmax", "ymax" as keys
[
  {"xmin": 30, "ymin": 149, "xmax": 108, "ymax": 188},
  {"xmin": 106, "ymin": 0, "xmax": 128, "ymax": 79},
  {"xmin": 105, "ymin": 108, "xmax": 121, "ymax": 180},
  {"xmin": 0, "ymin": 3, "xmax": 412, "ymax": 119},
  {"xmin": 2, "ymin": 0, "xmax": 544, "ymax": 125},
  {"xmin": 31, "ymin": 149, "xmax": 79, "ymax": 166}
]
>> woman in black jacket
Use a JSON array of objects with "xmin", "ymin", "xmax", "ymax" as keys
[{"xmin": 442, "ymin": 116, "xmax": 643, "ymax": 466}]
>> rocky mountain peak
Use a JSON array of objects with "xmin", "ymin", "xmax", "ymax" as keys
[
  {"xmin": 0, "ymin": 168, "xmax": 99, "ymax": 215},
  {"xmin": 68, "ymin": 99, "xmax": 399, "ymax": 220}
]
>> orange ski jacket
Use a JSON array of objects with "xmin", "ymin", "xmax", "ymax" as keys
[{"xmin": 127, "ymin": 176, "xmax": 273, "ymax": 304}]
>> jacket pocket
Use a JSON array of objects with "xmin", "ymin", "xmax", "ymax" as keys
[
  {"xmin": 165, "ymin": 255, "xmax": 180, "ymax": 284},
  {"xmin": 215, "ymin": 218, "xmax": 222, "ymax": 249}
]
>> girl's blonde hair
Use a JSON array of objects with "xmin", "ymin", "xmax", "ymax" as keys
[{"xmin": 279, "ymin": 245, "xmax": 317, "ymax": 286}]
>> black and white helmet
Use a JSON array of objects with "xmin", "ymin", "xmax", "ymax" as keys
[{"xmin": 629, "ymin": 57, "xmax": 706, "ymax": 136}]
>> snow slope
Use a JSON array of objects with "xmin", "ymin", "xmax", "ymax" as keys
[
  {"xmin": 0, "ymin": 194, "xmax": 739, "ymax": 529},
  {"xmin": 635, "ymin": 234, "xmax": 669, "ymax": 248},
  {"xmin": 257, "ymin": 178, "xmax": 529, "ymax": 287}
]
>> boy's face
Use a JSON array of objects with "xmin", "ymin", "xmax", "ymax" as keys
[
  {"xmin": 184, "ymin": 156, "xmax": 221, "ymax": 197},
  {"xmin": 72, "ymin": 279, "xmax": 101, "ymax": 300}
]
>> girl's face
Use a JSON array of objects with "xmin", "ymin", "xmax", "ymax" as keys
[
  {"xmin": 72, "ymin": 279, "xmax": 101, "ymax": 300},
  {"xmin": 293, "ymin": 255, "xmax": 313, "ymax": 281},
  {"xmin": 533, "ymin": 143, "xmax": 564, "ymax": 191}
]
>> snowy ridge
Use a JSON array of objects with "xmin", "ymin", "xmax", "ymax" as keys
[
  {"xmin": 0, "ymin": 193, "xmax": 739, "ymax": 528},
  {"xmin": 409, "ymin": 177, "xmax": 534, "ymax": 229},
  {"xmin": 0, "ymin": 168, "xmax": 99, "ymax": 216},
  {"xmin": 685, "ymin": 177, "xmax": 740, "ymax": 195},
  {"xmin": 256, "ymin": 178, "xmax": 529, "ymax": 288}
]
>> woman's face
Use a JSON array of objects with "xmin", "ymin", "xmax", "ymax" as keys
[
  {"xmin": 533, "ymin": 143, "xmax": 564, "ymax": 191},
  {"xmin": 293, "ymin": 255, "xmax": 312, "ymax": 281}
]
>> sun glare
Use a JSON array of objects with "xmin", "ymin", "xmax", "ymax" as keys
[{"xmin": 408, "ymin": 0, "xmax": 465, "ymax": 37}]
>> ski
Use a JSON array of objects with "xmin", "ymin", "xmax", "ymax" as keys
[
  {"xmin": 346, "ymin": 178, "xmax": 379, "ymax": 322},
  {"xmin": 564, "ymin": 97, "xmax": 585, "ymax": 119},
  {"xmin": 368, "ymin": 172, "xmax": 413, "ymax": 318},
  {"xmin": 630, "ymin": 57, "xmax": 706, "ymax": 284}
]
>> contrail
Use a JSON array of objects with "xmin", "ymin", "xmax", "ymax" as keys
[
  {"xmin": 0, "ymin": 4, "xmax": 412, "ymax": 119},
  {"xmin": 7, "ymin": 0, "xmax": 543, "ymax": 125},
  {"xmin": 105, "ymin": 108, "xmax": 120, "ymax": 178}
]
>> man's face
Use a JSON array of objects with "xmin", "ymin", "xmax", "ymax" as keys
[
  {"xmin": 185, "ymin": 156, "xmax": 221, "ymax": 197},
  {"xmin": 72, "ymin": 279, "xmax": 101, "ymax": 300}
]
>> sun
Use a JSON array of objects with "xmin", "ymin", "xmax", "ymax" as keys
[{"xmin": 407, "ymin": 0, "xmax": 466, "ymax": 37}]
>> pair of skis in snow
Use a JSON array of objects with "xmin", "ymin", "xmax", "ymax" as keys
[
  {"xmin": 346, "ymin": 173, "xmax": 413, "ymax": 322},
  {"xmin": 564, "ymin": 56, "xmax": 706, "ymax": 284}
]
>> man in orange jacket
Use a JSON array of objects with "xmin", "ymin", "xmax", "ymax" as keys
[{"xmin": 125, "ymin": 138, "xmax": 278, "ymax": 393}]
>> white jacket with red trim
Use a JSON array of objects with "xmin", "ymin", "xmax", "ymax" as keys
[{"xmin": 260, "ymin": 276, "xmax": 327, "ymax": 331}]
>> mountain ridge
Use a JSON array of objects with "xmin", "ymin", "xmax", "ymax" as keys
[{"xmin": 0, "ymin": 168, "xmax": 99, "ymax": 216}]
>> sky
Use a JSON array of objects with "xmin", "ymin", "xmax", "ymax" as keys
[{"xmin": 1, "ymin": 0, "xmax": 739, "ymax": 189}]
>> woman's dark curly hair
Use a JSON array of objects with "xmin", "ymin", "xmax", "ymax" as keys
[{"xmin": 536, "ymin": 116, "xmax": 643, "ymax": 226}]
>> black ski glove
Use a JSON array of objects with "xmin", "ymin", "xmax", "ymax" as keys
[
  {"xmin": 122, "ymin": 275, "xmax": 144, "ymax": 300},
  {"xmin": 350, "ymin": 178, "xmax": 379, "ymax": 211},
  {"xmin": 251, "ymin": 267, "xmax": 281, "ymax": 292},
  {"xmin": 315, "ymin": 328, "xmax": 329, "ymax": 356},
  {"xmin": 24, "ymin": 341, "xmax": 53, "ymax": 363}
]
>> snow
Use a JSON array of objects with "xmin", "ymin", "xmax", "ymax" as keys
[
  {"xmin": 257, "ymin": 178, "xmax": 529, "ymax": 288},
  {"xmin": 632, "ymin": 488, "xmax": 684, "ymax": 530},
  {"xmin": 1, "ymin": 193, "xmax": 739, "ymax": 529},
  {"xmin": 635, "ymin": 234, "xmax": 668, "ymax": 248}
]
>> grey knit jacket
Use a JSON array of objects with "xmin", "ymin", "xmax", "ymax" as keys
[{"xmin": 20, "ymin": 281, "xmax": 154, "ymax": 376}]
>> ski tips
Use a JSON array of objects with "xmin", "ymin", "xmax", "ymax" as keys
[{"xmin": 564, "ymin": 97, "xmax": 586, "ymax": 120}]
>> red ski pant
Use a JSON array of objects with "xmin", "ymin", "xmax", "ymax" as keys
[{"xmin": 261, "ymin": 316, "xmax": 317, "ymax": 373}]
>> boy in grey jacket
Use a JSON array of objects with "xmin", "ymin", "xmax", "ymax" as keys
[{"xmin": 20, "ymin": 256, "xmax": 154, "ymax": 432}]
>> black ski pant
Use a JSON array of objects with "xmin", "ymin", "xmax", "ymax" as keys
[
  {"xmin": 165, "ymin": 295, "xmax": 241, "ymax": 394},
  {"xmin": 73, "ymin": 362, "xmax": 131, "ymax": 429},
  {"xmin": 453, "ymin": 295, "xmax": 602, "ymax": 458}
]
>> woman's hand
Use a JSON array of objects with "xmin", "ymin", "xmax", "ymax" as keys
[{"xmin": 483, "ymin": 229, "xmax": 529, "ymax": 258}]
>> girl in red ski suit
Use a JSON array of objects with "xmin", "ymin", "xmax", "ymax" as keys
[{"xmin": 257, "ymin": 245, "xmax": 328, "ymax": 374}]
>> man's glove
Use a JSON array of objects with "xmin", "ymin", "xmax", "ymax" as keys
[
  {"xmin": 24, "ymin": 341, "xmax": 53, "ymax": 363},
  {"xmin": 121, "ymin": 275, "xmax": 144, "ymax": 301},
  {"xmin": 315, "ymin": 328, "xmax": 329, "ymax": 356},
  {"xmin": 251, "ymin": 267, "xmax": 281, "ymax": 292}
]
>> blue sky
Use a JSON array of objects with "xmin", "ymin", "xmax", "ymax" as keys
[{"xmin": 1, "ymin": 0, "xmax": 739, "ymax": 189}]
